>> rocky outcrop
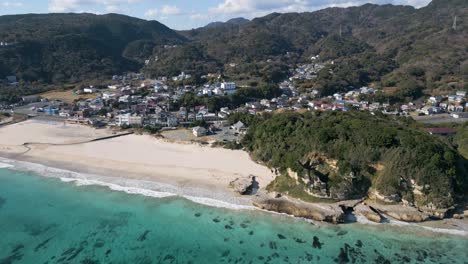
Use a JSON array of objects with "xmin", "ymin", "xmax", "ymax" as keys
[
  {"xmin": 229, "ymin": 175, "xmax": 258, "ymax": 195},
  {"xmin": 354, "ymin": 203, "xmax": 382, "ymax": 223},
  {"xmin": 253, "ymin": 194, "xmax": 345, "ymax": 224},
  {"xmin": 369, "ymin": 203, "xmax": 430, "ymax": 222}
]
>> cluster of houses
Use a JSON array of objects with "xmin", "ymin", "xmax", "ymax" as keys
[
  {"xmin": 3, "ymin": 60, "xmax": 466, "ymax": 141},
  {"xmin": 418, "ymin": 91, "xmax": 467, "ymax": 117},
  {"xmin": 290, "ymin": 62, "xmax": 327, "ymax": 80}
]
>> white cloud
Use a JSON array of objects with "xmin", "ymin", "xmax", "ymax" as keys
[
  {"xmin": 1, "ymin": 1, "xmax": 23, "ymax": 7},
  {"xmin": 48, "ymin": 0, "xmax": 142, "ymax": 13},
  {"xmin": 190, "ymin": 13, "xmax": 208, "ymax": 21},
  {"xmin": 209, "ymin": 0, "xmax": 431, "ymax": 16},
  {"xmin": 144, "ymin": 8, "xmax": 158, "ymax": 17},
  {"xmin": 160, "ymin": 5, "xmax": 181, "ymax": 15},
  {"xmin": 144, "ymin": 5, "xmax": 183, "ymax": 18}
]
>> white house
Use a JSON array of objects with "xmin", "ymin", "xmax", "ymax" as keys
[
  {"xmin": 84, "ymin": 87, "xmax": 96, "ymax": 94},
  {"xmin": 221, "ymin": 82, "xmax": 237, "ymax": 95},
  {"xmin": 116, "ymin": 113, "xmax": 143, "ymax": 126},
  {"xmin": 192, "ymin": 126, "xmax": 207, "ymax": 137}
]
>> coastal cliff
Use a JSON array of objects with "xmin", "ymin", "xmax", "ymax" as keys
[{"xmin": 241, "ymin": 111, "xmax": 468, "ymax": 223}]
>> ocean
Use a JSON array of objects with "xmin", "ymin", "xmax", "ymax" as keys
[{"xmin": 0, "ymin": 165, "xmax": 467, "ymax": 264}]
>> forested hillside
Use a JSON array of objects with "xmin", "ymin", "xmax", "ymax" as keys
[
  {"xmin": 0, "ymin": 13, "xmax": 186, "ymax": 84},
  {"xmin": 242, "ymin": 111, "xmax": 468, "ymax": 212},
  {"xmin": 167, "ymin": 0, "xmax": 467, "ymax": 96}
]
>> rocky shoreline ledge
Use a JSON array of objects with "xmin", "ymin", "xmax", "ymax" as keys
[{"xmin": 251, "ymin": 191, "xmax": 468, "ymax": 225}]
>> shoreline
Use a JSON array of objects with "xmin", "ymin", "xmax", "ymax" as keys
[
  {"xmin": 1, "ymin": 156, "xmax": 468, "ymax": 238},
  {"xmin": 0, "ymin": 119, "xmax": 467, "ymax": 237}
]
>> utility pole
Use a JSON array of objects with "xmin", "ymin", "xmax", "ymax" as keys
[{"xmin": 452, "ymin": 16, "xmax": 457, "ymax": 30}]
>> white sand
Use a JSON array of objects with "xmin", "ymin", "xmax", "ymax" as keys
[
  {"xmin": 0, "ymin": 119, "xmax": 275, "ymax": 204},
  {"xmin": 0, "ymin": 119, "xmax": 111, "ymax": 145}
]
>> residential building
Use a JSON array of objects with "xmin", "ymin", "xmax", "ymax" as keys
[
  {"xmin": 116, "ymin": 113, "xmax": 143, "ymax": 126},
  {"xmin": 192, "ymin": 126, "xmax": 207, "ymax": 137}
]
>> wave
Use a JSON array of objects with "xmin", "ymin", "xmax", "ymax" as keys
[
  {"xmin": 355, "ymin": 212, "xmax": 468, "ymax": 237},
  {"xmin": 0, "ymin": 156, "xmax": 252, "ymax": 211},
  {"xmin": 59, "ymin": 177, "xmax": 176, "ymax": 199},
  {"xmin": 0, "ymin": 162, "xmax": 13, "ymax": 168}
]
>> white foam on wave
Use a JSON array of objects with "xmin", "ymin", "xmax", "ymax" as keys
[
  {"xmin": 355, "ymin": 213, "xmax": 468, "ymax": 237},
  {"xmin": 419, "ymin": 225, "xmax": 468, "ymax": 236},
  {"xmin": 0, "ymin": 162, "xmax": 13, "ymax": 169},
  {"xmin": 183, "ymin": 195, "xmax": 254, "ymax": 210},
  {"xmin": 0, "ymin": 156, "xmax": 253, "ymax": 211},
  {"xmin": 60, "ymin": 177, "xmax": 176, "ymax": 199}
]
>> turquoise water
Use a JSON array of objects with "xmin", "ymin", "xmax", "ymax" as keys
[{"xmin": 0, "ymin": 168, "xmax": 467, "ymax": 264}]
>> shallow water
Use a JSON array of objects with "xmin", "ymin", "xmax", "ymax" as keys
[{"xmin": 0, "ymin": 168, "xmax": 467, "ymax": 264}]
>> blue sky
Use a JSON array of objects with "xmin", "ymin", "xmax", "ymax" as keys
[{"xmin": 0, "ymin": 0, "xmax": 432, "ymax": 30}]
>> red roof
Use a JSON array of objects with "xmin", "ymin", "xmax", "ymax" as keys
[{"xmin": 425, "ymin": 128, "xmax": 456, "ymax": 135}]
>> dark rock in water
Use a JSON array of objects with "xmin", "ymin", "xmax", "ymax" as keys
[
  {"xmin": 356, "ymin": 240, "xmax": 363, "ymax": 248},
  {"xmin": 337, "ymin": 231, "xmax": 348, "ymax": 236},
  {"xmin": 224, "ymin": 238, "xmax": 230, "ymax": 242},
  {"xmin": 0, "ymin": 251, "xmax": 24, "ymax": 264},
  {"xmin": 248, "ymin": 231, "xmax": 254, "ymax": 236},
  {"xmin": 271, "ymin": 253, "xmax": 280, "ymax": 258},
  {"xmin": 61, "ymin": 248, "xmax": 75, "ymax": 256},
  {"xmin": 294, "ymin": 238, "xmax": 306, "ymax": 244},
  {"xmin": 34, "ymin": 237, "xmax": 52, "ymax": 252},
  {"xmin": 80, "ymin": 259, "xmax": 100, "ymax": 264},
  {"xmin": 277, "ymin": 234, "xmax": 286, "ymax": 240},
  {"xmin": 224, "ymin": 225, "xmax": 233, "ymax": 230},
  {"xmin": 269, "ymin": 242, "xmax": 277, "ymax": 250},
  {"xmin": 11, "ymin": 244, "xmax": 24, "ymax": 253},
  {"xmin": 105, "ymin": 249, "xmax": 111, "ymax": 256},
  {"xmin": 312, "ymin": 236, "xmax": 322, "ymax": 249},
  {"xmin": 240, "ymin": 223, "xmax": 248, "ymax": 228},
  {"xmin": 239, "ymin": 240, "xmax": 244, "ymax": 244},
  {"xmin": 137, "ymin": 230, "xmax": 151, "ymax": 241},
  {"xmin": 66, "ymin": 247, "xmax": 84, "ymax": 261},
  {"xmin": 0, "ymin": 197, "xmax": 6, "ymax": 209},
  {"xmin": 94, "ymin": 240, "xmax": 105, "ymax": 248},
  {"xmin": 163, "ymin": 255, "xmax": 176, "ymax": 262},
  {"xmin": 335, "ymin": 247, "xmax": 350, "ymax": 263},
  {"xmin": 194, "ymin": 213, "xmax": 202, "ymax": 217},
  {"xmin": 260, "ymin": 243, "xmax": 265, "ymax": 248},
  {"xmin": 221, "ymin": 250, "xmax": 230, "ymax": 257},
  {"xmin": 416, "ymin": 249, "xmax": 428, "ymax": 262},
  {"xmin": 374, "ymin": 255, "xmax": 391, "ymax": 264},
  {"xmin": 213, "ymin": 218, "xmax": 221, "ymax": 223},
  {"xmin": 305, "ymin": 253, "xmax": 314, "ymax": 261},
  {"xmin": 258, "ymin": 256, "xmax": 264, "ymax": 260}
]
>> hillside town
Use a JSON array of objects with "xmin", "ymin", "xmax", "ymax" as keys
[{"xmin": 2, "ymin": 63, "xmax": 468, "ymax": 139}]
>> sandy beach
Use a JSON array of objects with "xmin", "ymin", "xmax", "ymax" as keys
[{"xmin": 0, "ymin": 119, "xmax": 276, "ymax": 205}]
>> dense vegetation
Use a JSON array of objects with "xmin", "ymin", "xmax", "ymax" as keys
[
  {"xmin": 174, "ymin": 0, "xmax": 467, "ymax": 96},
  {"xmin": 242, "ymin": 111, "xmax": 468, "ymax": 209},
  {"xmin": 0, "ymin": 13, "xmax": 186, "ymax": 84}
]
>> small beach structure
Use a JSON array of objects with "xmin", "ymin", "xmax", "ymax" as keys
[{"xmin": 192, "ymin": 126, "xmax": 207, "ymax": 137}]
